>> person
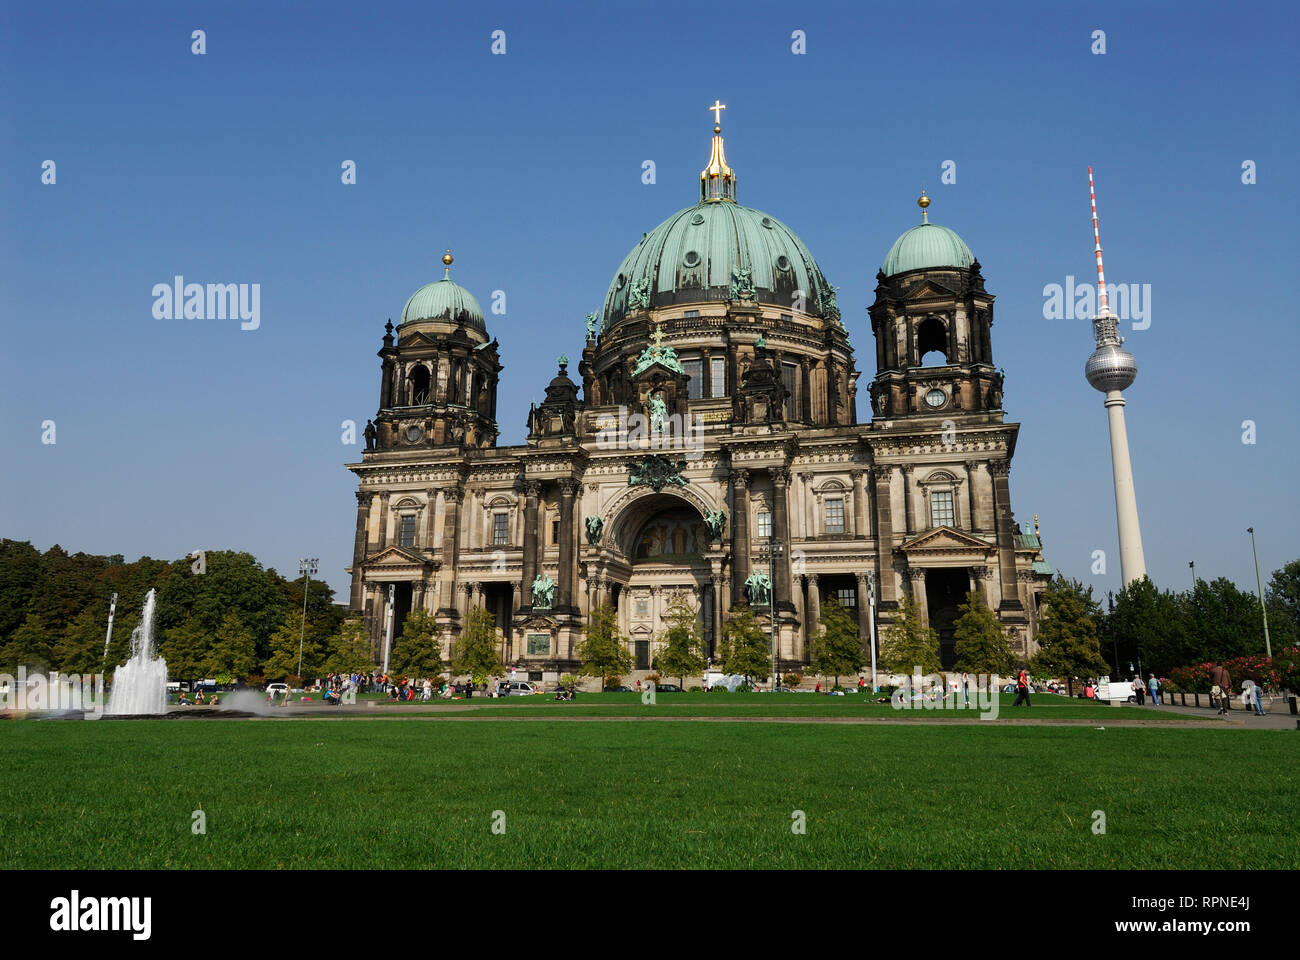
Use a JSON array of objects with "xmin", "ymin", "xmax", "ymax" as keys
[
  {"xmin": 1132, "ymin": 674, "xmax": 1146, "ymax": 706},
  {"xmin": 1084, "ymin": 681, "xmax": 1094, "ymax": 699},
  {"xmin": 815, "ymin": 680, "xmax": 822, "ymax": 694},
  {"xmin": 194, "ymin": 690, "xmax": 205, "ymax": 705},
  {"xmin": 1240, "ymin": 678, "xmax": 1254, "ymax": 712},
  {"xmin": 961, "ymin": 672, "xmax": 971, "ymax": 708},
  {"xmin": 1210, "ymin": 662, "xmax": 1232, "ymax": 714},
  {"xmin": 1243, "ymin": 668, "xmax": 1266, "ymax": 716},
  {"xmin": 1012, "ymin": 667, "xmax": 1031, "ymax": 707},
  {"xmin": 1148, "ymin": 673, "xmax": 1161, "ymax": 706}
]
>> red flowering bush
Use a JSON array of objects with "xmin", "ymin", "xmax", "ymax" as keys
[{"xmin": 1169, "ymin": 648, "xmax": 1297, "ymax": 693}]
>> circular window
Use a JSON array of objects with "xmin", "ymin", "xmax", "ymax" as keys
[
  {"xmin": 776, "ymin": 254, "xmax": 791, "ymax": 271},
  {"xmin": 405, "ymin": 425, "xmax": 423, "ymax": 442},
  {"xmin": 760, "ymin": 217, "xmax": 774, "ymax": 229},
  {"xmin": 690, "ymin": 212, "xmax": 705, "ymax": 225},
  {"xmin": 925, "ymin": 389, "xmax": 947, "ymax": 408},
  {"xmin": 683, "ymin": 250, "xmax": 701, "ymax": 268},
  {"xmin": 616, "ymin": 273, "xmax": 626, "ymax": 289}
]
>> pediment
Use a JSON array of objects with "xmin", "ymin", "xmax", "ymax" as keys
[
  {"xmin": 900, "ymin": 526, "xmax": 991, "ymax": 553},
  {"xmin": 366, "ymin": 545, "xmax": 433, "ymax": 567},
  {"xmin": 902, "ymin": 278, "xmax": 959, "ymax": 301}
]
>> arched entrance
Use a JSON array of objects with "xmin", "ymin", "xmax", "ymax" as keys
[{"xmin": 602, "ymin": 490, "xmax": 716, "ymax": 665}]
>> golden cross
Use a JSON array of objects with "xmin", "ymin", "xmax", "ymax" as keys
[
  {"xmin": 651, "ymin": 323, "xmax": 664, "ymax": 347},
  {"xmin": 709, "ymin": 100, "xmax": 726, "ymax": 125}
]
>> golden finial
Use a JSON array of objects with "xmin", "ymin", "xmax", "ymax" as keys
[
  {"xmin": 1034, "ymin": 513, "xmax": 1040, "ymax": 536},
  {"xmin": 700, "ymin": 101, "xmax": 736, "ymax": 203},
  {"xmin": 442, "ymin": 248, "xmax": 453, "ymax": 279},
  {"xmin": 918, "ymin": 189, "xmax": 930, "ymax": 223}
]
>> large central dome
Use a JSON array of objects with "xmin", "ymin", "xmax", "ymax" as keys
[{"xmin": 601, "ymin": 202, "xmax": 832, "ymax": 331}]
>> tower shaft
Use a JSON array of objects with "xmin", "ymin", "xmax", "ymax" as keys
[{"xmin": 1104, "ymin": 391, "xmax": 1146, "ymax": 585}]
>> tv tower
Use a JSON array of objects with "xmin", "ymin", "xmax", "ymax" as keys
[{"xmin": 1084, "ymin": 167, "xmax": 1147, "ymax": 586}]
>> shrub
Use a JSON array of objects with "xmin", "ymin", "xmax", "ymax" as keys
[
  {"xmin": 709, "ymin": 684, "xmax": 728, "ymax": 693},
  {"xmin": 734, "ymin": 682, "xmax": 752, "ymax": 693},
  {"xmin": 688, "ymin": 685, "xmax": 702, "ymax": 692},
  {"xmin": 603, "ymin": 674, "xmax": 623, "ymax": 690},
  {"xmin": 783, "ymin": 673, "xmax": 803, "ymax": 687},
  {"xmin": 645, "ymin": 672, "xmax": 662, "ymax": 684},
  {"xmin": 559, "ymin": 674, "xmax": 579, "ymax": 687}
]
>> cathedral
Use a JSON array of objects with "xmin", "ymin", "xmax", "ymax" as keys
[{"xmin": 344, "ymin": 108, "xmax": 1053, "ymax": 680}]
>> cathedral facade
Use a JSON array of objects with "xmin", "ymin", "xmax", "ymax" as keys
[{"xmin": 344, "ymin": 113, "xmax": 1052, "ymax": 680}]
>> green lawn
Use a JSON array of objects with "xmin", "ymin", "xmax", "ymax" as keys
[
  {"xmin": 2, "ymin": 718, "xmax": 1294, "ymax": 869},
  {"xmin": 354, "ymin": 690, "xmax": 1199, "ymax": 722}
]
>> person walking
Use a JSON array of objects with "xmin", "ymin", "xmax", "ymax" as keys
[
  {"xmin": 1012, "ymin": 667, "xmax": 1031, "ymax": 707},
  {"xmin": 1132, "ymin": 674, "xmax": 1146, "ymax": 706},
  {"xmin": 1243, "ymin": 667, "xmax": 1267, "ymax": 716},
  {"xmin": 961, "ymin": 672, "xmax": 971, "ymax": 708},
  {"xmin": 1147, "ymin": 673, "xmax": 1160, "ymax": 706},
  {"xmin": 1210, "ymin": 662, "xmax": 1232, "ymax": 714}
]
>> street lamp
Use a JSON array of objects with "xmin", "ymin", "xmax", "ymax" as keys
[
  {"xmin": 297, "ymin": 557, "xmax": 319, "ymax": 681},
  {"xmin": 1246, "ymin": 528, "xmax": 1272, "ymax": 658},
  {"xmin": 756, "ymin": 540, "xmax": 784, "ymax": 690},
  {"xmin": 1189, "ymin": 561, "xmax": 1196, "ymax": 591}
]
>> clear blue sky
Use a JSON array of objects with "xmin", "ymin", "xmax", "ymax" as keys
[{"xmin": 2, "ymin": 0, "xmax": 1296, "ymax": 604}]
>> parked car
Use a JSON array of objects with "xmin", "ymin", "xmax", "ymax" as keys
[
  {"xmin": 266, "ymin": 682, "xmax": 289, "ymax": 697},
  {"xmin": 650, "ymin": 682, "xmax": 682, "ymax": 693},
  {"xmin": 496, "ymin": 681, "xmax": 537, "ymax": 696}
]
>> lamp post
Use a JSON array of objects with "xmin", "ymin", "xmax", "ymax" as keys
[
  {"xmin": 866, "ymin": 573, "xmax": 878, "ymax": 692},
  {"xmin": 297, "ymin": 557, "xmax": 319, "ymax": 681},
  {"xmin": 1246, "ymin": 528, "xmax": 1272, "ymax": 658},
  {"xmin": 1189, "ymin": 561, "xmax": 1196, "ymax": 591},
  {"xmin": 756, "ymin": 540, "xmax": 784, "ymax": 691}
]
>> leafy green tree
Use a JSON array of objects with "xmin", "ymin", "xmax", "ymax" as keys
[
  {"xmin": 0, "ymin": 539, "xmax": 43, "ymax": 640},
  {"xmin": 451, "ymin": 608, "xmax": 502, "ymax": 683},
  {"xmin": 0, "ymin": 613, "xmax": 54, "ymax": 671},
  {"xmin": 326, "ymin": 619, "xmax": 377, "ymax": 675},
  {"xmin": 879, "ymin": 591, "xmax": 940, "ymax": 674},
  {"xmin": 1182, "ymin": 577, "xmax": 1266, "ymax": 664},
  {"xmin": 952, "ymin": 590, "xmax": 1015, "ymax": 677},
  {"xmin": 205, "ymin": 613, "xmax": 258, "ymax": 680},
  {"xmin": 391, "ymin": 609, "xmax": 443, "ymax": 678},
  {"xmin": 262, "ymin": 611, "xmax": 319, "ymax": 682},
  {"xmin": 577, "ymin": 604, "xmax": 633, "ymax": 689},
  {"xmin": 719, "ymin": 604, "xmax": 771, "ymax": 684},
  {"xmin": 1028, "ymin": 578, "xmax": 1108, "ymax": 693},
  {"xmin": 1110, "ymin": 576, "xmax": 1185, "ymax": 676},
  {"xmin": 1265, "ymin": 560, "xmax": 1299, "ymax": 648},
  {"xmin": 811, "ymin": 597, "xmax": 864, "ymax": 688},
  {"xmin": 160, "ymin": 618, "xmax": 209, "ymax": 682},
  {"xmin": 654, "ymin": 598, "xmax": 706, "ymax": 687},
  {"xmin": 51, "ymin": 605, "xmax": 106, "ymax": 675}
]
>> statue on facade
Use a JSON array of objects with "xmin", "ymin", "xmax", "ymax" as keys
[
  {"xmin": 585, "ymin": 311, "xmax": 599, "ymax": 340},
  {"xmin": 584, "ymin": 515, "xmax": 604, "ymax": 546},
  {"xmin": 628, "ymin": 277, "xmax": 651, "ymax": 310},
  {"xmin": 703, "ymin": 509, "xmax": 726, "ymax": 541},
  {"xmin": 729, "ymin": 264, "xmax": 755, "ymax": 300},
  {"xmin": 744, "ymin": 568, "xmax": 772, "ymax": 607},
  {"xmin": 363, "ymin": 419, "xmax": 377, "ymax": 450},
  {"xmin": 531, "ymin": 573, "xmax": 556, "ymax": 610},
  {"xmin": 648, "ymin": 392, "xmax": 668, "ymax": 434}
]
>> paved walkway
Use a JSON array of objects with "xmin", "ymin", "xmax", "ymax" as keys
[{"xmin": 1133, "ymin": 697, "xmax": 1299, "ymax": 731}]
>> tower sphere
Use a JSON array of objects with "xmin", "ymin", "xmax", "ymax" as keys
[{"xmin": 1085, "ymin": 343, "xmax": 1138, "ymax": 392}]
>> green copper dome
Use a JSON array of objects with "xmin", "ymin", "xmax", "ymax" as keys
[
  {"xmin": 400, "ymin": 275, "xmax": 485, "ymax": 331},
  {"xmin": 601, "ymin": 201, "xmax": 834, "ymax": 332},
  {"xmin": 882, "ymin": 221, "xmax": 975, "ymax": 277}
]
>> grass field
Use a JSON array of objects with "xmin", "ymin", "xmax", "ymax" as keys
[{"xmin": 3, "ymin": 711, "xmax": 1295, "ymax": 869}]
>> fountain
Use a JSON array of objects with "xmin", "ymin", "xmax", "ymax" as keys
[{"xmin": 105, "ymin": 589, "xmax": 168, "ymax": 715}]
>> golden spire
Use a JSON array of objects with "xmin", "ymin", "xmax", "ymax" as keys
[
  {"xmin": 442, "ymin": 248, "xmax": 453, "ymax": 279},
  {"xmin": 918, "ymin": 189, "xmax": 930, "ymax": 224},
  {"xmin": 700, "ymin": 101, "xmax": 737, "ymax": 203}
]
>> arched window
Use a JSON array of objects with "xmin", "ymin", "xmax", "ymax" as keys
[
  {"xmin": 410, "ymin": 366, "xmax": 431, "ymax": 405},
  {"xmin": 917, "ymin": 317, "xmax": 949, "ymax": 367}
]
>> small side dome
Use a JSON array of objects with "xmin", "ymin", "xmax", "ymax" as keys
[
  {"xmin": 881, "ymin": 193, "xmax": 975, "ymax": 277},
  {"xmin": 399, "ymin": 251, "xmax": 486, "ymax": 332}
]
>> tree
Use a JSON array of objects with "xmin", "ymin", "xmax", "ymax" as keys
[
  {"xmin": 160, "ymin": 618, "xmax": 209, "ymax": 682},
  {"xmin": 452, "ymin": 608, "xmax": 503, "ymax": 683},
  {"xmin": 1028, "ymin": 578, "xmax": 1107, "ymax": 694},
  {"xmin": 879, "ymin": 591, "xmax": 940, "ymax": 674},
  {"xmin": 205, "ymin": 614, "xmax": 258, "ymax": 680},
  {"xmin": 51, "ymin": 605, "xmax": 106, "ymax": 675},
  {"xmin": 0, "ymin": 613, "xmax": 54, "ymax": 672},
  {"xmin": 261, "ymin": 611, "xmax": 320, "ymax": 682},
  {"xmin": 576, "ymin": 604, "xmax": 632, "ymax": 689},
  {"xmin": 811, "ymin": 597, "xmax": 864, "ymax": 688},
  {"xmin": 391, "ymin": 609, "xmax": 444, "ymax": 678},
  {"xmin": 1109, "ymin": 576, "xmax": 1185, "ymax": 676},
  {"xmin": 952, "ymin": 590, "xmax": 1015, "ymax": 677},
  {"xmin": 1181, "ymin": 577, "xmax": 1266, "ymax": 665},
  {"xmin": 326, "ymin": 619, "xmax": 377, "ymax": 675},
  {"xmin": 654, "ymin": 598, "xmax": 706, "ymax": 687},
  {"xmin": 719, "ymin": 604, "xmax": 771, "ymax": 684},
  {"xmin": 1264, "ymin": 560, "xmax": 1300, "ymax": 649},
  {"xmin": 0, "ymin": 539, "xmax": 43, "ymax": 640}
]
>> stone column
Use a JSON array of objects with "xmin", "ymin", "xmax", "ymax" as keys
[
  {"xmin": 963, "ymin": 461, "xmax": 980, "ymax": 532},
  {"xmin": 806, "ymin": 574, "xmax": 821, "ymax": 642},
  {"xmin": 871, "ymin": 466, "xmax": 897, "ymax": 607},
  {"xmin": 710, "ymin": 575, "xmax": 724, "ymax": 659},
  {"xmin": 438, "ymin": 487, "xmax": 463, "ymax": 615},
  {"xmin": 771, "ymin": 467, "xmax": 793, "ymax": 611},
  {"xmin": 350, "ymin": 492, "xmax": 370, "ymax": 611},
  {"xmin": 375, "ymin": 492, "xmax": 390, "ymax": 550},
  {"xmin": 851, "ymin": 469, "xmax": 868, "ymax": 539},
  {"xmin": 800, "ymin": 472, "xmax": 814, "ymax": 539},
  {"xmin": 908, "ymin": 567, "xmax": 929, "ymax": 626},
  {"xmin": 902, "ymin": 466, "xmax": 915, "ymax": 536},
  {"xmin": 730, "ymin": 469, "xmax": 751, "ymax": 606},
  {"xmin": 989, "ymin": 461, "xmax": 1023, "ymax": 612},
  {"xmin": 520, "ymin": 480, "xmax": 541, "ymax": 609},
  {"xmin": 800, "ymin": 358, "xmax": 813, "ymax": 422},
  {"xmin": 557, "ymin": 478, "xmax": 579, "ymax": 611},
  {"xmin": 855, "ymin": 572, "xmax": 872, "ymax": 653},
  {"xmin": 424, "ymin": 488, "xmax": 439, "ymax": 547}
]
